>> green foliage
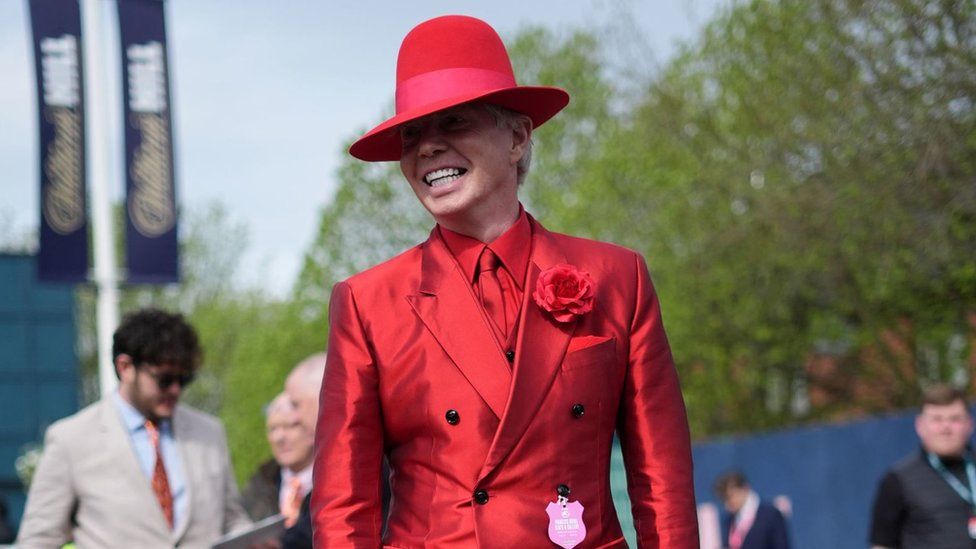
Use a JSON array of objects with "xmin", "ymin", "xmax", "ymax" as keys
[
  {"xmin": 71, "ymin": 1, "xmax": 976, "ymax": 490},
  {"xmin": 294, "ymin": 154, "xmax": 430, "ymax": 314},
  {"xmin": 578, "ymin": 0, "xmax": 976, "ymax": 431},
  {"xmin": 219, "ymin": 301, "xmax": 326, "ymax": 485},
  {"xmin": 506, "ymin": 27, "xmax": 620, "ymax": 230},
  {"xmin": 296, "ymin": 1, "xmax": 976, "ymax": 438}
]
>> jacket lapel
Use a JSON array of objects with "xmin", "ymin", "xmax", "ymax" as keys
[
  {"xmin": 97, "ymin": 399, "xmax": 172, "ymax": 536},
  {"xmin": 406, "ymin": 229, "xmax": 513, "ymax": 420},
  {"xmin": 480, "ymin": 218, "xmax": 576, "ymax": 479}
]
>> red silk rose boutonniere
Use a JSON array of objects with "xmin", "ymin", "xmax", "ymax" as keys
[{"xmin": 533, "ymin": 264, "xmax": 596, "ymax": 323}]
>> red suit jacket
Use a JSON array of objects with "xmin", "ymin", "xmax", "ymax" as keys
[{"xmin": 312, "ymin": 215, "xmax": 698, "ymax": 548}]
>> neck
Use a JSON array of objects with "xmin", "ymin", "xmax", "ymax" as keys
[
  {"xmin": 117, "ymin": 385, "xmax": 145, "ymax": 416},
  {"xmin": 439, "ymin": 202, "xmax": 519, "ymax": 243},
  {"xmin": 284, "ymin": 461, "xmax": 312, "ymax": 476},
  {"xmin": 288, "ymin": 458, "xmax": 313, "ymax": 475}
]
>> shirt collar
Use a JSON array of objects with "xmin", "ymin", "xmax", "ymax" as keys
[
  {"xmin": 281, "ymin": 463, "xmax": 314, "ymax": 495},
  {"xmin": 734, "ymin": 490, "xmax": 760, "ymax": 526},
  {"xmin": 438, "ymin": 205, "xmax": 532, "ymax": 289}
]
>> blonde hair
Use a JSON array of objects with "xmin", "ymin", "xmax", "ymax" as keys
[{"xmin": 482, "ymin": 103, "xmax": 534, "ymax": 185}]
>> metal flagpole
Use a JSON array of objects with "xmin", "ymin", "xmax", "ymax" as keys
[{"xmin": 82, "ymin": 0, "xmax": 120, "ymax": 397}]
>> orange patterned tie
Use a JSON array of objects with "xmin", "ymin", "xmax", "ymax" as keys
[
  {"xmin": 282, "ymin": 476, "xmax": 304, "ymax": 527},
  {"xmin": 144, "ymin": 420, "xmax": 174, "ymax": 529}
]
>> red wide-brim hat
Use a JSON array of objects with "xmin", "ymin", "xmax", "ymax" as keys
[{"xmin": 349, "ymin": 15, "xmax": 570, "ymax": 162}]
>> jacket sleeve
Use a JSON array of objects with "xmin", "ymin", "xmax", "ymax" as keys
[
  {"xmin": 15, "ymin": 425, "xmax": 75, "ymax": 548},
  {"xmin": 868, "ymin": 470, "xmax": 904, "ymax": 548},
  {"xmin": 312, "ymin": 281, "xmax": 385, "ymax": 548},
  {"xmin": 617, "ymin": 252, "xmax": 699, "ymax": 548}
]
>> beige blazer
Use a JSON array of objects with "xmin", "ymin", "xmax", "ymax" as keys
[{"xmin": 17, "ymin": 398, "xmax": 251, "ymax": 548}]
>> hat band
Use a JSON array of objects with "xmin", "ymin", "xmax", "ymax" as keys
[{"xmin": 395, "ymin": 67, "xmax": 517, "ymax": 114}]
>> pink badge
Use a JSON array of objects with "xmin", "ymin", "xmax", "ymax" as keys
[{"xmin": 546, "ymin": 498, "xmax": 586, "ymax": 549}]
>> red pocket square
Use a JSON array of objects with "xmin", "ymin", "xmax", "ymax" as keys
[{"xmin": 567, "ymin": 335, "xmax": 613, "ymax": 353}]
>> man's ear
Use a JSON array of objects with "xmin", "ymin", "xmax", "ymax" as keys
[
  {"xmin": 510, "ymin": 117, "xmax": 532, "ymax": 164},
  {"xmin": 115, "ymin": 353, "xmax": 134, "ymax": 381}
]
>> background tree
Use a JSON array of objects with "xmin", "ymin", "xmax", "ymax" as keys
[
  {"xmin": 574, "ymin": 0, "xmax": 976, "ymax": 432},
  {"xmin": 296, "ymin": 0, "xmax": 976, "ymax": 439},
  {"xmin": 60, "ymin": 0, "xmax": 975, "ymax": 483}
]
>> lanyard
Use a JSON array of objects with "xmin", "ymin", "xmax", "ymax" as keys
[{"xmin": 927, "ymin": 452, "xmax": 976, "ymax": 511}]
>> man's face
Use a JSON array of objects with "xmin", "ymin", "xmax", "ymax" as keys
[
  {"xmin": 285, "ymin": 375, "xmax": 319, "ymax": 434},
  {"xmin": 916, "ymin": 400, "xmax": 974, "ymax": 457},
  {"xmin": 722, "ymin": 486, "xmax": 750, "ymax": 514},
  {"xmin": 118, "ymin": 356, "xmax": 190, "ymax": 422},
  {"xmin": 398, "ymin": 103, "xmax": 528, "ymax": 232},
  {"xmin": 266, "ymin": 407, "xmax": 314, "ymax": 472}
]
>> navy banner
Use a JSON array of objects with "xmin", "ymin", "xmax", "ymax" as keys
[
  {"xmin": 29, "ymin": 0, "xmax": 88, "ymax": 283},
  {"xmin": 117, "ymin": 0, "xmax": 179, "ymax": 283}
]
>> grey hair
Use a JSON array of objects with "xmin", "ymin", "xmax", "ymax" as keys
[{"xmin": 481, "ymin": 103, "xmax": 533, "ymax": 185}]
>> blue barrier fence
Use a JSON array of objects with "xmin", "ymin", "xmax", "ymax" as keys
[
  {"xmin": 609, "ymin": 410, "xmax": 924, "ymax": 548},
  {"xmin": 692, "ymin": 411, "xmax": 922, "ymax": 548}
]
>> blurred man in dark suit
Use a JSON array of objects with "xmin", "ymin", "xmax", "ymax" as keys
[{"xmin": 715, "ymin": 471, "xmax": 790, "ymax": 549}]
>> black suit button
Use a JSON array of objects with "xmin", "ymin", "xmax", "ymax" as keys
[
  {"xmin": 557, "ymin": 484, "xmax": 571, "ymax": 498},
  {"xmin": 445, "ymin": 409, "xmax": 460, "ymax": 425},
  {"xmin": 571, "ymin": 403, "xmax": 585, "ymax": 418},
  {"xmin": 505, "ymin": 350, "xmax": 515, "ymax": 362},
  {"xmin": 474, "ymin": 489, "xmax": 489, "ymax": 504}
]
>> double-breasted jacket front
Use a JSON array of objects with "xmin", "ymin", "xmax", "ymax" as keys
[{"xmin": 312, "ymin": 215, "xmax": 698, "ymax": 548}]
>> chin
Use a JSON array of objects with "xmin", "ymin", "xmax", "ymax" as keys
[
  {"xmin": 154, "ymin": 405, "xmax": 176, "ymax": 419},
  {"xmin": 933, "ymin": 445, "xmax": 966, "ymax": 457}
]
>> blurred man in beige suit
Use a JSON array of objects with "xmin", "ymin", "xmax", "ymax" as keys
[{"xmin": 17, "ymin": 309, "xmax": 250, "ymax": 548}]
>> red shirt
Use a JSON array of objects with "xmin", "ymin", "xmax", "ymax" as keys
[{"xmin": 438, "ymin": 206, "xmax": 532, "ymax": 350}]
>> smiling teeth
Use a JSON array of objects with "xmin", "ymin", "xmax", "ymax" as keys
[
  {"xmin": 431, "ymin": 175, "xmax": 460, "ymax": 187},
  {"xmin": 425, "ymin": 168, "xmax": 462, "ymax": 186}
]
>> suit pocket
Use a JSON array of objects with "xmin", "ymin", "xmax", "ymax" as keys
[{"xmin": 562, "ymin": 336, "xmax": 615, "ymax": 372}]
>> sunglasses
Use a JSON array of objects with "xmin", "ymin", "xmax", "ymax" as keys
[{"xmin": 140, "ymin": 367, "xmax": 195, "ymax": 389}]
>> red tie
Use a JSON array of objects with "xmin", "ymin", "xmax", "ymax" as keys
[
  {"xmin": 477, "ymin": 247, "xmax": 508, "ymax": 343},
  {"xmin": 144, "ymin": 420, "xmax": 174, "ymax": 529}
]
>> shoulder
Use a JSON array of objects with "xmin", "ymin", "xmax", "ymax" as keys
[
  {"xmin": 891, "ymin": 452, "xmax": 926, "ymax": 474},
  {"xmin": 536, "ymin": 228, "xmax": 648, "ymax": 290},
  {"xmin": 872, "ymin": 466, "xmax": 906, "ymax": 508},
  {"xmin": 543, "ymin": 228, "xmax": 642, "ymax": 265},
  {"xmin": 246, "ymin": 459, "xmax": 281, "ymax": 487},
  {"xmin": 256, "ymin": 458, "xmax": 280, "ymax": 478},
  {"xmin": 341, "ymin": 242, "xmax": 425, "ymax": 291},
  {"xmin": 538, "ymin": 227, "xmax": 654, "ymax": 299},
  {"xmin": 44, "ymin": 400, "xmax": 107, "ymax": 440},
  {"xmin": 174, "ymin": 403, "xmax": 225, "ymax": 434},
  {"xmin": 757, "ymin": 501, "xmax": 786, "ymax": 520}
]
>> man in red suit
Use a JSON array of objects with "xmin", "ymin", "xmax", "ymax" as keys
[{"xmin": 312, "ymin": 15, "xmax": 698, "ymax": 548}]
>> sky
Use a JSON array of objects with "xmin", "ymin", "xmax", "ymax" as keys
[{"xmin": 0, "ymin": 0, "xmax": 725, "ymax": 297}]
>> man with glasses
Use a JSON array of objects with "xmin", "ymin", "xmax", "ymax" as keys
[{"xmin": 18, "ymin": 308, "xmax": 251, "ymax": 548}]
